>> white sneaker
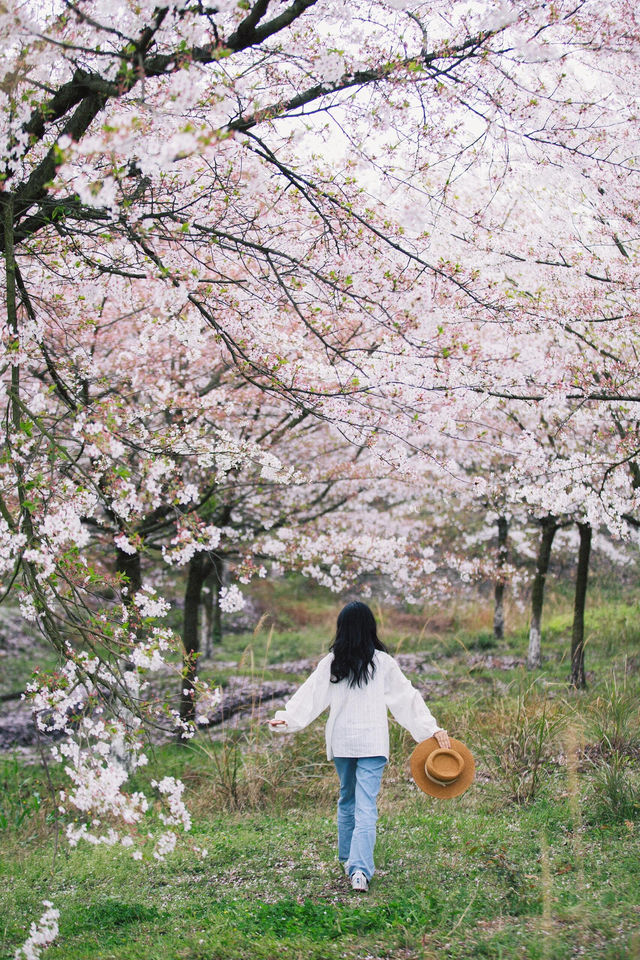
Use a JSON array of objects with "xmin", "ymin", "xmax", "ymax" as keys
[
  {"xmin": 341, "ymin": 861, "xmax": 350, "ymax": 876},
  {"xmin": 351, "ymin": 869, "xmax": 369, "ymax": 892}
]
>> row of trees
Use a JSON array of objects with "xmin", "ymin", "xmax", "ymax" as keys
[{"xmin": 1, "ymin": 0, "xmax": 639, "ymax": 861}]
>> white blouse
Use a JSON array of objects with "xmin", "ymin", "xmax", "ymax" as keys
[{"xmin": 272, "ymin": 650, "xmax": 440, "ymax": 760}]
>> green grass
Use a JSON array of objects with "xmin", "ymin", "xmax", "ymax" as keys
[
  {"xmin": 209, "ymin": 625, "xmax": 332, "ymax": 666},
  {"xmin": 0, "ymin": 755, "xmax": 47, "ymax": 832},
  {"xmin": 2, "ymin": 578, "xmax": 640, "ymax": 959},
  {"xmin": 3, "ymin": 786, "xmax": 640, "ymax": 959},
  {"xmin": 0, "ymin": 645, "xmax": 60, "ymax": 700}
]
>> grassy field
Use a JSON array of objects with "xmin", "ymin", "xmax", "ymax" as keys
[{"xmin": 2, "ymin": 577, "xmax": 640, "ymax": 960}]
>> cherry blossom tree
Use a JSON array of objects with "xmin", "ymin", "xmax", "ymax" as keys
[{"xmin": 3, "ymin": 0, "xmax": 640, "ymax": 897}]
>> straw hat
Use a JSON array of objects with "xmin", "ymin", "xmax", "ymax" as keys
[{"xmin": 410, "ymin": 736, "xmax": 475, "ymax": 798}]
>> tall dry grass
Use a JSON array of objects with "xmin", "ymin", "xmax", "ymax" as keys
[{"xmin": 474, "ymin": 680, "xmax": 568, "ymax": 803}]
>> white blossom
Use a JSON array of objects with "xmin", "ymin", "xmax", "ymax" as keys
[
  {"xmin": 218, "ymin": 584, "xmax": 245, "ymax": 612},
  {"xmin": 14, "ymin": 902, "xmax": 59, "ymax": 960}
]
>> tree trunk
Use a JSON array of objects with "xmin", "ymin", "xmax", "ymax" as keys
[
  {"xmin": 115, "ymin": 547, "xmax": 142, "ymax": 602},
  {"xmin": 115, "ymin": 548, "xmax": 143, "ymax": 651},
  {"xmin": 211, "ymin": 555, "xmax": 225, "ymax": 648},
  {"xmin": 493, "ymin": 515, "xmax": 508, "ymax": 640},
  {"xmin": 527, "ymin": 516, "xmax": 558, "ymax": 669},
  {"xmin": 197, "ymin": 556, "xmax": 224, "ymax": 660},
  {"xmin": 200, "ymin": 580, "xmax": 213, "ymax": 660},
  {"xmin": 570, "ymin": 522, "xmax": 592, "ymax": 690},
  {"xmin": 178, "ymin": 552, "xmax": 213, "ymax": 736}
]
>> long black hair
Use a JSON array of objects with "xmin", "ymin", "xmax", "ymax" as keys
[{"xmin": 329, "ymin": 601, "xmax": 388, "ymax": 688}]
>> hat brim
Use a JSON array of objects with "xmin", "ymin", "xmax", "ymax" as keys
[{"xmin": 410, "ymin": 736, "xmax": 475, "ymax": 799}]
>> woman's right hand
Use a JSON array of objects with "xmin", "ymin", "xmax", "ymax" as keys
[
  {"xmin": 434, "ymin": 728, "xmax": 451, "ymax": 749},
  {"xmin": 268, "ymin": 718, "xmax": 288, "ymax": 728}
]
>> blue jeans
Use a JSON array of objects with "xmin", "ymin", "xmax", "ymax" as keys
[{"xmin": 334, "ymin": 756, "xmax": 387, "ymax": 881}]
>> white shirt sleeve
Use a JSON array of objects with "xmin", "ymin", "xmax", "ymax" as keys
[
  {"xmin": 383, "ymin": 655, "xmax": 440, "ymax": 743},
  {"xmin": 271, "ymin": 654, "xmax": 333, "ymax": 733}
]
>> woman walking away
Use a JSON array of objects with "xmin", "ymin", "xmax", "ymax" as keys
[{"xmin": 269, "ymin": 600, "xmax": 450, "ymax": 893}]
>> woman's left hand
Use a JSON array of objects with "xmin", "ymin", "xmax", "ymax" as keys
[{"xmin": 434, "ymin": 729, "xmax": 451, "ymax": 749}]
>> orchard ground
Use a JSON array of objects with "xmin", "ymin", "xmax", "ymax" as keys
[{"xmin": 2, "ymin": 575, "xmax": 640, "ymax": 960}]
